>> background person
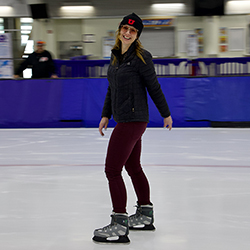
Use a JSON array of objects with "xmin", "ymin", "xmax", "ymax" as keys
[
  {"xmin": 14, "ymin": 40, "xmax": 58, "ymax": 79},
  {"xmin": 92, "ymin": 13, "xmax": 173, "ymax": 244}
]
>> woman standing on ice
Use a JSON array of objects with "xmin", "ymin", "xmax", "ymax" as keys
[{"xmin": 93, "ymin": 13, "xmax": 173, "ymax": 244}]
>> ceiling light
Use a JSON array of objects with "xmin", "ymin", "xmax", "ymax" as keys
[
  {"xmin": 21, "ymin": 25, "xmax": 32, "ymax": 30},
  {"xmin": 151, "ymin": 3, "xmax": 185, "ymax": 14},
  {"xmin": 152, "ymin": 0, "xmax": 184, "ymax": 2},
  {"xmin": 20, "ymin": 18, "xmax": 33, "ymax": 23},
  {"xmin": 21, "ymin": 30, "xmax": 32, "ymax": 34},
  {"xmin": 152, "ymin": 3, "xmax": 185, "ymax": 9},
  {"xmin": 226, "ymin": 0, "xmax": 250, "ymax": 14},
  {"xmin": 60, "ymin": 6, "xmax": 94, "ymax": 11},
  {"xmin": 0, "ymin": 6, "xmax": 13, "ymax": 14}
]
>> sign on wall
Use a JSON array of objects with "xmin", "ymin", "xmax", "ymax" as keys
[
  {"xmin": 178, "ymin": 30, "xmax": 194, "ymax": 53},
  {"xmin": 195, "ymin": 28, "xmax": 204, "ymax": 54},
  {"xmin": 102, "ymin": 37, "xmax": 115, "ymax": 58},
  {"xmin": 0, "ymin": 33, "xmax": 13, "ymax": 79},
  {"xmin": 219, "ymin": 27, "xmax": 228, "ymax": 53},
  {"xmin": 187, "ymin": 34, "xmax": 198, "ymax": 57},
  {"xmin": 142, "ymin": 19, "xmax": 174, "ymax": 27}
]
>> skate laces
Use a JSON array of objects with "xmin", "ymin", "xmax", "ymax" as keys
[
  {"xmin": 102, "ymin": 224, "xmax": 113, "ymax": 231},
  {"xmin": 130, "ymin": 205, "xmax": 142, "ymax": 220},
  {"xmin": 100, "ymin": 215, "xmax": 116, "ymax": 231}
]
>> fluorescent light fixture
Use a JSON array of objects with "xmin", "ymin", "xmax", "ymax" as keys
[
  {"xmin": 60, "ymin": 5, "xmax": 94, "ymax": 15},
  {"xmin": 151, "ymin": 3, "xmax": 185, "ymax": 14},
  {"xmin": 226, "ymin": 0, "xmax": 250, "ymax": 14},
  {"xmin": 152, "ymin": 0, "xmax": 184, "ymax": 2},
  {"xmin": 61, "ymin": 6, "xmax": 94, "ymax": 10},
  {"xmin": 0, "ymin": 6, "xmax": 13, "ymax": 14},
  {"xmin": 20, "ymin": 18, "xmax": 33, "ymax": 23},
  {"xmin": 21, "ymin": 30, "xmax": 32, "ymax": 34},
  {"xmin": 152, "ymin": 3, "xmax": 185, "ymax": 9},
  {"xmin": 24, "ymin": 40, "xmax": 34, "ymax": 54},
  {"xmin": 21, "ymin": 35, "xmax": 29, "ymax": 45},
  {"xmin": 21, "ymin": 25, "xmax": 32, "ymax": 30}
]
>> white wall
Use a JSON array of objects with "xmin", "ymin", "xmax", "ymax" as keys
[
  {"xmin": 31, "ymin": 20, "xmax": 57, "ymax": 58},
  {"xmin": 82, "ymin": 18, "xmax": 120, "ymax": 59},
  {"xmin": 29, "ymin": 14, "xmax": 250, "ymax": 59},
  {"xmin": 176, "ymin": 15, "xmax": 249, "ymax": 58},
  {"xmin": 30, "ymin": 19, "xmax": 82, "ymax": 59},
  {"xmin": 54, "ymin": 19, "xmax": 82, "ymax": 58},
  {"xmin": 175, "ymin": 16, "xmax": 205, "ymax": 58},
  {"xmin": 31, "ymin": 20, "xmax": 56, "ymax": 58},
  {"xmin": 54, "ymin": 19, "xmax": 82, "ymax": 42},
  {"xmin": 219, "ymin": 15, "xmax": 248, "ymax": 57}
]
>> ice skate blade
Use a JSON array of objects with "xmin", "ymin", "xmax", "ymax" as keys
[
  {"xmin": 92, "ymin": 235, "xmax": 130, "ymax": 244},
  {"xmin": 129, "ymin": 224, "xmax": 156, "ymax": 231}
]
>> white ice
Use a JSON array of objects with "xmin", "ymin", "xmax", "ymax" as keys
[{"xmin": 0, "ymin": 127, "xmax": 250, "ymax": 250}]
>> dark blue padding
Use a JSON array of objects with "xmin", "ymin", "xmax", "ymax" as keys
[
  {"xmin": 147, "ymin": 77, "xmax": 187, "ymax": 127},
  {"xmin": 1, "ymin": 76, "xmax": 249, "ymax": 128},
  {"xmin": 0, "ymin": 79, "xmax": 62, "ymax": 128},
  {"xmin": 59, "ymin": 77, "xmax": 192, "ymax": 127},
  {"xmin": 185, "ymin": 76, "xmax": 250, "ymax": 121}
]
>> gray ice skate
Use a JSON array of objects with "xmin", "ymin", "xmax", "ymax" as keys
[
  {"xmin": 129, "ymin": 203, "xmax": 155, "ymax": 230},
  {"xmin": 93, "ymin": 213, "xmax": 130, "ymax": 243}
]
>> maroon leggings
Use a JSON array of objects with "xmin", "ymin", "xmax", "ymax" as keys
[{"xmin": 105, "ymin": 122, "xmax": 151, "ymax": 213}]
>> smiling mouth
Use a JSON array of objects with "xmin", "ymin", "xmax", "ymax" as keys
[{"xmin": 123, "ymin": 35, "xmax": 131, "ymax": 40}]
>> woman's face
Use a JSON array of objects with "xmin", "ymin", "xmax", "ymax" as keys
[{"xmin": 119, "ymin": 25, "xmax": 138, "ymax": 46}]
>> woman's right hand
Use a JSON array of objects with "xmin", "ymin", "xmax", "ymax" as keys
[{"xmin": 99, "ymin": 117, "xmax": 109, "ymax": 136}]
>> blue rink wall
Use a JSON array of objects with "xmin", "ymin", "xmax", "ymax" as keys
[{"xmin": 0, "ymin": 77, "xmax": 250, "ymax": 128}]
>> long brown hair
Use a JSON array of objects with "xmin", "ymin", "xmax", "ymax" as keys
[{"xmin": 112, "ymin": 29, "xmax": 146, "ymax": 65}]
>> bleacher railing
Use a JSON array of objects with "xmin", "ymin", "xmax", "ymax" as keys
[
  {"xmin": 54, "ymin": 57, "xmax": 250, "ymax": 78},
  {"xmin": 194, "ymin": 57, "xmax": 250, "ymax": 76}
]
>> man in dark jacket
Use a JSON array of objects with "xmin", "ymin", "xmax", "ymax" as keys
[{"xmin": 14, "ymin": 40, "xmax": 58, "ymax": 79}]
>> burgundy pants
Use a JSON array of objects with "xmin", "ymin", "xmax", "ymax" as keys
[{"xmin": 105, "ymin": 122, "xmax": 151, "ymax": 213}]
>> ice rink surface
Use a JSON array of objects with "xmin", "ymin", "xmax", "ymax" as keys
[{"xmin": 0, "ymin": 127, "xmax": 250, "ymax": 250}]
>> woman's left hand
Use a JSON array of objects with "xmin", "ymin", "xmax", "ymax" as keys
[{"xmin": 163, "ymin": 116, "xmax": 173, "ymax": 130}]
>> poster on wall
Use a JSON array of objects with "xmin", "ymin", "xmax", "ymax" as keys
[
  {"xmin": 0, "ymin": 33, "xmax": 13, "ymax": 78},
  {"xmin": 102, "ymin": 37, "xmax": 115, "ymax": 58},
  {"xmin": 0, "ymin": 59, "xmax": 13, "ymax": 78},
  {"xmin": 187, "ymin": 34, "xmax": 198, "ymax": 57},
  {"xmin": 195, "ymin": 28, "xmax": 204, "ymax": 54},
  {"xmin": 219, "ymin": 27, "xmax": 228, "ymax": 53},
  {"xmin": 220, "ymin": 45, "xmax": 228, "ymax": 53},
  {"xmin": 178, "ymin": 30, "xmax": 194, "ymax": 53}
]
